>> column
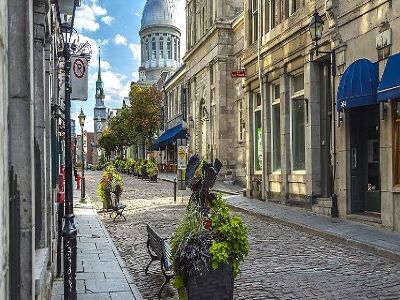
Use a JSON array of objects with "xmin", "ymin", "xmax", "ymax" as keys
[
  {"xmin": 8, "ymin": 0, "xmax": 35, "ymax": 298},
  {"xmin": 304, "ymin": 60, "xmax": 322, "ymax": 199},
  {"xmin": 33, "ymin": 0, "xmax": 47, "ymax": 249},
  {"xmin": 0, "ymin": 0, "xmax": 9, "ymax": 298},
  {"xmin": 244, "ymin": 86, "xmax": 252, "ymax": 196},
  {"xmin": 280, "ymin": 72, "xmax": 290, "ymax": 204}
]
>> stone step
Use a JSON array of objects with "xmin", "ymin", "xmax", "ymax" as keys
[
  {"xmin": 312, "ymin": 204, "xmax": 331, "ymax": 216},
  {"xmin": 316, "ymin": 197, "xmax": 332, "ymax": 207}
]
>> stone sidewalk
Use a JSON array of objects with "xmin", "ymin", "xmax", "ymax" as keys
[
  {"xmin": 225, "ymin": 195, "xmax": 400, "ymax": 262},
  {"xmin": 159, "ymin": 173, "xmax": 400, "ymax": 262},
  {"xmin": 51, "ymin": 191, "xmax": 143, "ymax": 300}
]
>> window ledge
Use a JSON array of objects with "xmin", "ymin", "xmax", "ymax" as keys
[{"xmin": 35, "ymin": 247, "xmax": 49, "ymax": 296}]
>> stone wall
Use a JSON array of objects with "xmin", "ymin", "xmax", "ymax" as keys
[{"xmin": 0, "ymin": 0, "xmax": 9, "ymax": 298}]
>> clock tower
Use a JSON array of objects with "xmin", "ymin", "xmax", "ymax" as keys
[{"xmin": 93, "ymin": 48, "xmax": 107, "ymax": 164}]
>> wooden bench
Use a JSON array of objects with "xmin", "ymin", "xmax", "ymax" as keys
[
  {"xmin": 145, "ymin": 224, "xmax": 174, "ymax": 299},
  {"xmin": 109, "ymin": 194, "xmax": 126, "ymax": 223}
]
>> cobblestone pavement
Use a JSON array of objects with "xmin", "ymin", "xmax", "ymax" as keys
[{"xmin": 85, "ymin": 171, "xmax": 400, "ymax": 300}]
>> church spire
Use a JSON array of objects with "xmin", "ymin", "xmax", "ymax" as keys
[{"xmin": 97, "ymin": 47, "xmax": 102, "ymax": 82}]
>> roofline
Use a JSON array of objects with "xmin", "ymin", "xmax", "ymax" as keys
[{"xmin": 163, "ymin": 63, "xmax": 186, "ymax": 88}]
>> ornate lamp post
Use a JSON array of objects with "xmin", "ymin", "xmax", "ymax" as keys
[
  {"xmin": 58, "ymin": 0, "xmax": 80, "ymax": 298},
  {"xmin": 308, "ymin": 10, "xmax": 339, "ymax": 218},
  {"xmin": 78, "ymin": 108, "xmax": 86, "ymax": 202}
]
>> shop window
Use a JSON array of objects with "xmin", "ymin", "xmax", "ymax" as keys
[
  {"xmin": 291, "ymin": 73, "xmax": 305, "ymax": 171},
  {"xmin": 271, "ymin": 83, "xmax": 281, "ymax": 172},
  {"xmin": 254, "ymin": 93, "xmax": 263, "ymax": 172},
  {"xmin": 394, "ymin": 101, "xmax": 400, "ymax": 185}
]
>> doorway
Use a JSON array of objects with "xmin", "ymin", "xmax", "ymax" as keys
[{"xmin": 349, "ymin": 106, "xmax": 381, "ymax": 214}]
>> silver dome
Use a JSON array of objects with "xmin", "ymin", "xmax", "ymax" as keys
[{"xmin": 141, "ymin": 0, "xmax": 177, "ymax": 29}]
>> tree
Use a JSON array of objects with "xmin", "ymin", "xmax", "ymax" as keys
[
  {"xmin": 109, "ymin": 107, "xmax": 134, "ymax": 157},
  {"xmin": 98, "ymin": 129, "xmax": 117, "ymax": 161},
  {"xmin": 128, "ymin": 84, "xmax": 163, "ymax": 154}
]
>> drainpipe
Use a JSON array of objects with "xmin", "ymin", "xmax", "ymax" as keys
[{"xmin": 331, "ymin": 51, "xmax": 339, "ymax": 218}]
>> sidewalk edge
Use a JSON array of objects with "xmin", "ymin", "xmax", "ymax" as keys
[{"xmin": 227, "ymin": 203, "xmax": 400, "ymax": 263}]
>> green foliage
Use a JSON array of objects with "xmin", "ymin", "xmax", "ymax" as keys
[
  {"xmin": 98, "ymin": 129, "xmax": 117, "ymax": 160},
  {"xmin": 209, "ymin": 194, "xmax": 250, "ymax": 276},
  {"xmin": 146, "ymin": 160, "xmax": 158, "ymax": 177},
  {"xmin": 134, "ymin": 159, "xmax": 143, "ymax": 174},
  {"xmin": 98, "ymin": 165, "xmax": 124, "ymax": 203},
  {"xmin": 171, "ymin": 275, "xmax": 186, "ymax": 300}
]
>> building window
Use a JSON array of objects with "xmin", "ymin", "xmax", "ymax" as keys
[
  {"xmin": 291, "ymin": 73, "xmax": 305, "ymax": 171},
  {"xmin": 254, "ymin": 93, "xmax": 262, "ymax": 172},
  {"xmin": 290, "ymin": 0, "xmax": 300, "ymax": 15},
  {"xmin": 238, "ymin": 100, "xmax": 244, "ymax": 142},
  {"xmin": 251, "ymin": 0, "xmax": 259, "ymax": 44},
  {"xmin": 202, "ymin": 7, "xmax": 206, "ymax": 35},
  {"xmin": 177, "ymin": 41, "xmax": 180, "ymax": 61},
  {"xmin": 269, "ymin": 0, "xmax": 276, "ymax": 29},
  {"xmin": 167, "ymin": 36, "xmax": 172, "ymax": 59},
  {"xmin": 271, "ymin": 83, "xmax": 281, "ymax": 172},
  {"xmin": 145, "ymin": 39, "xmax": 149, "ymax": 60},
  {"xmin": 394, "ymin": 101, "xmax": 400, "ymax": 185},
  {"xmin": 159, "ymin": 37, "xmax": 164, "ymax": 59},
  {"xmin": 151, "ymin": 37, "xmax": 156, "ymax": 60},
  {"xmin": 174, "ymin": 38, "xmax": 177, "ymax": 60},
  {"xmin": 210, "ymin": 64, "xmax": 214, "ymax": 84}
]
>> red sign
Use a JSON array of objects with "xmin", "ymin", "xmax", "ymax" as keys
[
  {"xmin": 231, "ymin": 70, "xmax": 246, "ymax": 78},
  {"xmin": 73, "ymin": 58, "xmax": 86, "ymax": 79}
]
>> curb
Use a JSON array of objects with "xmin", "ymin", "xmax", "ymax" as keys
[
  {"xmin": 88, "ymin": 196, "xmax": 144, "ymax": 300},
  {"xmin": 226, "ymin": 202, "xmax": 400, "ymax": 263}
]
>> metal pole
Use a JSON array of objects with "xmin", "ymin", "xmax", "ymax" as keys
[
  {"xmin": 81, "ymin": 126, "xmax": 85, "ymax": 202},
  {"xmin": 62, "ymin": 41, "xmax": 78, "ymax": 300},
  {"xmin": 174, "ymin": 178, "xmax": 177, "ymax": 203}
]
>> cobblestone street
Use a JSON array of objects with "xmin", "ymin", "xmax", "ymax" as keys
[{"xmin": 85, "ymin": 171, "xmax": 400, "ymax": 300}]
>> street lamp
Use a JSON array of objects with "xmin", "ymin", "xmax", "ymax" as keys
[
  {"xmin": 78, "ymin": 108, "xmax": 86, "ymax": 203},
  {"xmin": 309, "ymin": 10, "xmax": 324, "ymax": 56},
  {"xmin": 58, "ymin": 0, "xmax": 80, "ymax": 299},
  {"xmin": 308, "ymin": 10, "xmax": 339, "ymax": 218}
]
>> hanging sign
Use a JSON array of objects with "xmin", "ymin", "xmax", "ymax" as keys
[
  {"xmin": 231, "ymin": 70, "xmax": 246, "ymax": 78},
  {"xmin": 177, "ymin": 146, "xmax": 187, "ymax": 170},
  {"xmin": 71, "ymin": 55, "xmax": 89, "ymax": 101}
]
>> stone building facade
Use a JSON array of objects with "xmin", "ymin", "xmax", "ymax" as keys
[
  {"xmin": 242, "ymin": 0, "xmax": 400, "ymax": 231},
  {"xmin": 184, "ymin": 0, "xmax": 246, "ymax": 184},
  {"xmin": 1, "ymin": 0, "xmax": 83, "ymax": 298}
]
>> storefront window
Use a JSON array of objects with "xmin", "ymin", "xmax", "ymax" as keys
[
  {"xmin": 291, "ymin": 73, "xmax": 305, "ymax": 171},
  {"xmin": 254, "ymin": 93, "xmax": 262, "ymax": 172},
  {"xmin": 271, "ymin": 83, "xmax": 281, "ymax": 172},
  {"xmin": 394, "ymin": 101, "xmax": 400, "ymax": 185}
]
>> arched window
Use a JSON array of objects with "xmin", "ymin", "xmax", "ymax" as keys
[
  {"xmin": 167, "ymin": 36, "xmax": 172, "ymax": 59},
  {"xmin": 174, "ymin": 38, "xmax": 177, "ymax": 60},
  {"xmin": 159, "ymin": 36, "xmax": 164, "ymax": 59},
  {"xmin": 145, "ymin": 39, "xmax": 149, "ymax": 60},
  {"xmin": 151, "ymin": 37, "xmax": 156, "ymax": 60}
]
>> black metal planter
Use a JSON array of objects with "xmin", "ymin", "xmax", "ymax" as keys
[
  {"xmin": 185, "ymin": 262, "xmax": 234, "ymax": 300},
  {"xmin": 148, "ymin": 174, "xmax": 157, "ymax": 183}
]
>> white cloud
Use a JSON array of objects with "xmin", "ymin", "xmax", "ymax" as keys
[
  {"xmin": 129, "ymin": 43, "xmax": 141, "ymax": 63},
  {"xmin": 134, "ymin": 12, "xmax": 141, "ymax": 17},
  {"xmin": 115, "ymin": 34, "xmax": 128, "ymax": 46},
  {"xmin": 75, "ymin": 2, "xmax": 108, "ymax": 32},
  {"xmin": 100, "ymin": 60, "xmax": 111, "ymax": 71},
  {"xmin": 101, "ymin": 15, "xmax": 114, "ymax": 26},
  {"xmin": 98, "ymin": 38, "xmax": 109, "ymax": 46},
  {"xmin": 132, "ymin": 71, "xmax": 139, "ymax": 82},
  {"xmin": 72, "ymin": 112, "xmax": 94, "ymax": 132}
]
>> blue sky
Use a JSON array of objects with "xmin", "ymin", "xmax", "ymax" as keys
[{"xmin": 71, "ymin": 0, "xmax": 186, "ymax": 133}]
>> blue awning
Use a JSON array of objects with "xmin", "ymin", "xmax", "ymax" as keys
[
  {"xmin": 337, "ymin": 58, "xmax": 379, "ymax": 111},
  {"xmin": 378, "ymin": 53, "xmax": 400, "ymax": 102},
  {"xmin": 155, "ymin": 123, "xmax": 187, "ymax": 149}
]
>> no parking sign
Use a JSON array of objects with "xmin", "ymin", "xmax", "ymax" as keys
[{"xmin": 71, "ymin": 55, "xmax": 89, "ymax": 101}]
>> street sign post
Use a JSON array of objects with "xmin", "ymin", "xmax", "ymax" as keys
[{"xmin": 71, "ymin": 55, "xmax": 89, "ymax": 101}]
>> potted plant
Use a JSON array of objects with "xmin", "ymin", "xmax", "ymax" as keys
[
  {"xmin": 171, "ymin": 156, "xmax": 249, "ymax": 300},
  {"xmin": 146, "ymin": 159, "xmax": 158, "ymax": 182},
  {"xmin": 135, "ymin": 159, "xmax": 143, "ymax": 178},
  {"xmin": 98, "ymin": 165, "xmax": 124, "ymax": 210},
  {"xmin": 141, "ymin": 160, "xmax": 149, "ymax": 180}
]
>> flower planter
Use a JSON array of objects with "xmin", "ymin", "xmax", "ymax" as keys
[
  {"xmin": 103, "ymin": 191, "xmax": 113, "ymax": 210},
  {"xmin": 186, "ymin": 262, "xmax": 234, "ymax": 300},
  {"xmin": 148, "ymin": 174, "xmax": 157, "ymax": 183}
]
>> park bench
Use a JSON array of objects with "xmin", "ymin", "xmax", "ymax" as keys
[
  {"xmin": 109, "ymin": 194, "xmax": 126, "ymax": 223},
  {"xmin": 145, "ymin": 224, "xmax": 174, "ymax": 299}
]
